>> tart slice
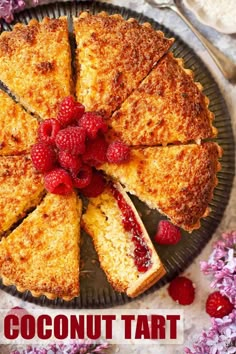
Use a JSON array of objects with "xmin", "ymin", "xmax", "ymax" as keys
[
  {"xmin": 0, "ymin": 155, "xmax": 44, "ymax": 235},
  {"xmin": 74, "ymin": 12, "xmax": 174, "ymax": 118},
  {"xmin": 82, "ymin": 182, "xmax": 165, "ymax": 297},
  {"xmin": 100, "ymin": 142, "xmax": 222, "ymax": 232},
  {"xmin": 0, "ymin": 192, "xmax": 82, "ymax": 301},
  {"xmin": 107, "ymin": 53, "xmax": 217, "ymax": 146},
  {"xmin": 0, "ymin": 17, "xmax": 72, "ymax": 120},
  {"xmin": 0, "ymin": 90, "xmax": 38, "ymax": 155}
]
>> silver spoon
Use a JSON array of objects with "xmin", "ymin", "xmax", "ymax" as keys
[{"xmin": 145, "ymin": 0, "xmax": 236, "ymax": 83}]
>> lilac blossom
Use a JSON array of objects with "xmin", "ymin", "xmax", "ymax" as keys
[
  {"xmin": 10, "ymin": 341, "xmax": 109, "ymax": 354},
  {"xmin": 184, "ymin": 309, "xmax": 236, "ymax": 354},
  {"xmin": 0, "ymin": 0, "xmax": 26, "ymax": 23},
  {"xmin": 185, "ymin": 231, "xmax": 236, "ymax": 353},
  {"xmin": 200, "ymin": 231, "xmax": 236, "ymax": 306}
]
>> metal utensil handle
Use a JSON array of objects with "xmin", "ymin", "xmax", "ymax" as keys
[{"xmin": 170, "ymin": 4, "xmax": 236, "ymax": 83}]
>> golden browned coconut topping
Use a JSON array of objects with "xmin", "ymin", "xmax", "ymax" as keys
[
  {"xmin": 107, "ymin": 53, "xmax": 217, "ymax": 146},
  {"xmin": 0, "ymin": 192, "xmax": 82, "ymax": 301},
  {"xmin": 74, "ymin": 12, "xmax": 174, "ymax": 118},
  {"xmin": 100, "ymin": 142, "xmax": 222, "ymax": 232},
  {"xmin": 0, "ymin": 17, "xmax": 73, "ymax": 120}
]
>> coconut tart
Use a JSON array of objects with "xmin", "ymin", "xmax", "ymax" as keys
[
  {"xmin": 0, "ymin": 13, "xmax": 224, "ymax": 300},
  {"xmin": 83, "ymin": 182, "xmax": 165, "ymax": 298},
  {"xmin": 0, "ymin": 192, "xmax": 82, "ymax": 300},
  {"xmin": 107, "ymin": 53, "xmax": 217, "ymax": 146},
  {"xmin": 74, "ymin": 12, "xmax": 174, "ymax": 118},
  {"xmin": 0, "ymin": 17, "xmax": 73, "ymax": 120},
  {"xmin": 0, "ymin": 155, "xmax": 44, "ymax": 236},
  {"xmin": 100, "ymin": 142, "xmax": 222, "ymax": 232},
  {"xmin": 0, "ymin": 90, "xmax": 38, "ymax": 155}
]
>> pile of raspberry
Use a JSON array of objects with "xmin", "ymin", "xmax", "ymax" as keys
[{"xmin": 30, "ymin": 96, "xmax": 130, "ymax": 197}]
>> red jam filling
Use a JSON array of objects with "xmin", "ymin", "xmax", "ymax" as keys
[{"xmin": 110, "ymin": 183, "xmax": 152, "ymax": 273}]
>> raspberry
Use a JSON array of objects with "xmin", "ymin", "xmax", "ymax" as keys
[
  {"xmin": 31, "ymin": 142, "xmax": 56, "ymax": 173},
  {"xmin": 81, "ymin": 171, "xmax": 106, "ymax": 198},
  {"xmin": 206, "ymin": 291, "xmax": 234, "ymax": 318},
  {"xmin": 38, "ymin": 118, "xmax": 61, "ymax": 145},
  {"xmin": 78, "ymin": 112, "xmax": 108, "ymax": 139},
  {"xmin": 83, "ymin": 135, "xmax": 108, "ymax": 167},
  {"xmin": 72, "ymin": 164, "xmax": 92, "ymax": 189},
  {"xmin": 57, "ymin": 96, "xmax": 85, "ymax": 126},
  {"xmin": 168, "ymin": 276, "xmax": 195, "ymax": 305},
  {"xmin": 55, "ymin": 126, "xmax": 86, "ymax": 155},
  {"xmin": 44, "ymin": 168, "xmax": 73, "ymax": 195},
  {"xmin": 7, "ymin": 307, "xmax": 29, "ymax": 321},
  {"xmin": 154, "ymin": 220, "xmax": 181, "ymax": 245},
  {"xmin": 106, "ymin": 140, "xmax": 130, "ymax": 164},
  {"xmin": 58, "ymin": 151, "xmax": 82, "ymax": 174}
]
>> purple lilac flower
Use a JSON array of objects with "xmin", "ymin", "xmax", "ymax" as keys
[
  {"xmin": 10, "ymin": 341, "xmax": 109, "ymax": 354},
  {"xmin": 0, "ymin": 0, "xmax": 26, "ymax": 23},
  {"xmin": 200, "ymin": 231, "xmax": 236, "ymax": 306},
  {"xmin": 184, "ymin": 309, "xmax": 236, "ymax": 354}
]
